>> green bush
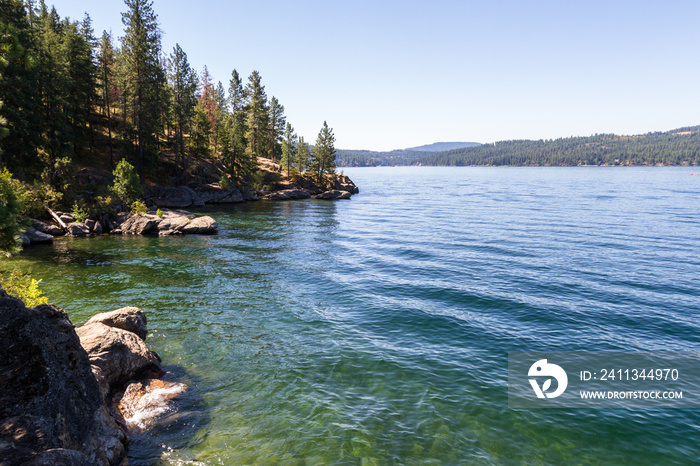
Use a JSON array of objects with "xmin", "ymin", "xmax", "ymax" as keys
[
  {"xmin": 71, "ymin": 201, "xmax": 89, "ymax": 223},
  {"xmin": 156, "ymin": 208, "xmax": 163, "ymax": 219},
  {"xmin": 1, "ymin": 270, "xmax": 49, "ymax": 308},
  {"xmin": 130, "ymin": 200, "xmax": 147, "ymax": 216},
  {"xmin": 0, "ymin": 168, "xmax": 22, "ymax": 257},
  {"xmin": 220, "ymin": 174, "xmax": 230, "ymax": 191},
  {"xmin": 112, "ymin": 160, "xmax": 141, "ymax": 207}
]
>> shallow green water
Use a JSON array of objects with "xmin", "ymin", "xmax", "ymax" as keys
[{"xmin": 6, "ymin": 167, "xmax": 700, "ymax": 464}]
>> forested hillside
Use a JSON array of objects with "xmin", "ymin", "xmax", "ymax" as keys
[
  {"xmin": 336, "ymin": 149, "xmax": 440, "ymax": 167},
  {"xmin": 0, "ymin": 0, "xmax": 336, "ymax": 192},
  {"xmin": 417, "ymin": 128, "xmax": 700, "ymax": 166}
]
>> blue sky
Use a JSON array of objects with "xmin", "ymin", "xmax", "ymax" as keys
[{"xmin": 46, "ymin": 0, "xmax": 700, "ymax": 151}]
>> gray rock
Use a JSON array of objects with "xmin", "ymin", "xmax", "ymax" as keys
[
  {"xmin": 92, "ymin": 221, "xmax": 103, "ymax": 235},
  {"xmin": 85, "ymin": 219, "xmax": 96, "ymax": 232},
  {"xmin": 243, "ymin": 192, "xmax": 260, "ymax": 201},
  {"xmin": 198, "ymin": 188, "xmax": 244, "ymax": 204},
  {"xmin": 23, "ymin": 227, "xmax": 54, "ymax": 245},
  {"xmin": 264, "ymin": 189, "xmax": 311, "ymax": 201},
  {"xmin": 119, "ymin": 214, "xmax": 160, "ymax": 235},
  {"xmin": 66, "ymin": 223, "xmax": 90, "ymax": 237},
  {"xmin": 181, "ymin": 216, "xmax": 218, "ymax": 234},
  {"xmin": 316, "ymin": 190, "xmax": 352, "ymax": 200},
  {"xmin": 30, "ymin": 219, "xmax": 63, "ymax": 237},
  {"xmin": 0, "ymin": 295, "xmax": 127, "ymax": 465},
  {"xmin": 59, "ymin": 213, "xmax": 75, "ymax": 224},
  {"xmin": 77, "ymin": 322, "xmax": 162, "ymax": 400},
  {"xmin": 20, "ymin": 234, "xmax": 30, "ymax": 247},
  {"xmin": 83, "ymin": 307, "xmax": 148, "ymax": 341}
]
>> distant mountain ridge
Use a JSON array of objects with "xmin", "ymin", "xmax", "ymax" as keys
[
  {"xmin": 336, "ymin": 141, "xmax": 481, "ymax": 167},
  {"xmin": 406, "ymin": 142, "xmax": 481, "ymax": 152}
]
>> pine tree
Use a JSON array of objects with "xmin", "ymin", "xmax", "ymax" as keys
[
  {"xmin": 310, "ymin": 121, "xmax": 336, "ymax": 187},
  {"xmin": 280, "ymin": 122, "xmax": 297, "ymax": 177},
  {"xmin": 244, "ymin": 70, "xmax": 268, "ymax": 161},
  {"xmin": 121, "ymin": 0, "xmax": 166, "ymax": 181},
  {"xmin": 0, "ymin": 0, "xmax": 42, "ymax": 176},
  {"xmin": 98, "ymin": 31, "xmax": 116, "ymax": 168},
  {"xmin": 296, "ymin": 136, "xmax": 310, "ymax": 174},
  {"xmin": 227, "ymin": 69, "xmax": 251, "ymax": 183},
  {"xmin": 267, "ymin": 96, "xmax": 285, "ymax": 163},
  {"xmin": 189, "ymin": 101, "xmax": 210, "ymax": 159},
  {"xmin": 167, "ymin": 43, "xmax": 197, "ymax": 172}
]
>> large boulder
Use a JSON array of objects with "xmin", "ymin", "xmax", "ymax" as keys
[
  {"xmin": 77, "ymin": 321, "xmax": 163, "ymax": 400},
  {"xmin": 181, "ymin": 216, "xmax": 218, "ymax": 235},
  {"xmin": 0, "ymin": 292, "xmax": 127, "ymax": 465},
  {"xmin": 316, "ymin": 190, "xmax": 352, "ymax": 200},
  {"xmin": 66, "ymin": 223, "xmax": 90, "ymax": 238},
  {"xmin": 119, "ymin": 214, "xmax": 160, "ymax": 235},
  {"xmin": 22, "ymin": 227, "xmax": 54, "ymax": 246},
  {"xmin": 30, "ymin": 219, "xmax": 63, "ymax": 237},
  {"xmin": 197, "ymin": 187, "xmax": 245, "ymax": 204},
  {"xmin": 83, "ymin": 306, "xmax": 148, "ymax": 341},
  {"xmin": 264, "ymin": 189, "xmax": 311, "ymax": 201},
  {"xmin": 145, "ymin": 186, "xmax": 205, "ymax": 208}
]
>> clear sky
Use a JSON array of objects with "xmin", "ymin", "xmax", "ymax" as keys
[{"xmin": 45, "ymin": 0, "xmax": 700, "ymax": 151}]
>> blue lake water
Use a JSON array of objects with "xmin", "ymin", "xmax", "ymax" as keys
[{"xmin": 10, "ymin": 166, "xmax": 700, "ymax": 464}]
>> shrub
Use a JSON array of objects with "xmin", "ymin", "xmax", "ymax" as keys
[
  {"xmin": 112, "ymin": 160, "xmax": 141, "ymax": 207},
  {"xmin": 71, "ymin": 201, "xmax": 89, "ymax": 223},
  {"xmin": 156, "ymin": 208, "xmax": 163, "ymax": 219},
  {"xmin": 130, "ymin": 200, "xmax": 147, "ymax": 216},
  {"xmin": 220, "ymin": 174, "xmax": 230, "ymax": 191},
  {"xmin": 1, "ymin": 270, "xmax": 48, "ymax": 308},
  {"xmin": 0, "ymin": 168, "xmax": 22, "ymax": 257}
]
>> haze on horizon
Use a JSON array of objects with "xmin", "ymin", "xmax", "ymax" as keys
[{"xmin": 46, "ymin": 0, "xmax": 700, "ymax": 151}]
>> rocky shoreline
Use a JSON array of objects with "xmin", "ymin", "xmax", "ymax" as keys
[
  {"xmin": 0, "ymin": 291, "xmax": 184, "ymax": 465},
  {"xmin": 21, "ymin": 171, "xmax": 359, "ymax": 247}
]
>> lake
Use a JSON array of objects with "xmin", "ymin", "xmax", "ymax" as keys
[{"xmin": 8, "ymin": 166, "xmax": 700, "ymax": 464}]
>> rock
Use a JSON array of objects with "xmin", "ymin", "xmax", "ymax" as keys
[
  {"xmin": 83, "ymin": 307, "xmax": 148, "ymax": 341},
  {"xmin": 20, "ymin": 234, "xmax": 30, "ymax": 247},
  {"xmin": 58, "ymin": 213, "xmax": 75, "ymax": 224},
  {"xmin": 66, "ymin": 223, "xmax": 90, "ymax": 238},
  {"xmin": 242, "ymin": 192, "xmax": 259, "ymax": 201},
  {"xmin": 0, "ymin": 294, "xmax": 127, "ymax": 465},
  {"xmin": 334, "ymin": 173, "xmax": 359, "ymax": 194},
  {"xmin": 77, "ymin": 323, "xmax": 163, "ymax": 401},
  {"xmin": 156, "ymin": 215, "xmax": 191, "ymax": 234},
  {"xmin": 117, "ymin": 379, "xmax": 187, "ymax": 432},
  {"xmin": 181, "ymin": 216, "xmax": 218, "ymax": 234},
  {"xmin": 119, "ymin": 214, "xmax": 160, "ymax": 235},
  {"xmin": 264, "ymin": 189, "xmax": 311, "ymax": 201},
  {"xmin": 30, "ymin": 219, "xmax": 63, "ymax": 237},
  {"xmin": 198, "ymin": 188, "xmax": 245, "ymax": 204},
  {"xmin": 22, "ymin": 227, "xmax": 54, "ymax": 245},
  {"xmin": 85, "ymin": 219, "xmax": 96, "ymax": 232},
  {"xmin": 92, "ymin": 221, "xmax": 103, "ymax": 235},
  {"xmin": 100, "ymin": 214, "xmax": 113, "ymax": 233},
  {"xmin": 316, "ymin": 190, "xmax": 352, "ymax": 200},
  {"xmin": 145, "ymin": 186, "xmax": 205, "ymax": 208}
]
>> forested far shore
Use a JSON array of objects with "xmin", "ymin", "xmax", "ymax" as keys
[
  {"xmin": 416, "ymin": 127, "xmax": 700, "ymax": 167},
  {"xmin": 337, "ymin": 127, "xmax": 700, "ymax": 167}
]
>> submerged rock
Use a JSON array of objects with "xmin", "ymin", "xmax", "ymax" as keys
[{"xmin": 118, "ymin": 379, "xmax": 187, "ymax": 432}]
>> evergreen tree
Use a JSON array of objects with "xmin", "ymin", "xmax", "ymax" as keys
[
  {"xmin": 98, "ymin": 30, "xmax": 116, "ymax": 168},
  {"xmin": 121, "ymin": 0, "xmax": 166, "ymax": 181},
  {"xmin": 310, "ymin": 121, "xmax": 336, "ymax": 187},
  {"xmin": 167, "ymin": 43, "xmax": 197, "ymax": 171},
  {"xmin": 296, "ymin": 136, "xmax": 310, "ymax": 174},
  {"xmin": 227, "ymin": 69, "xmax": 251, "ymax": 183},
  {"xmin": 0, "ymin": 0, "xmax": 41, "ymax": 176},
  {"xmin": 280, "ymin": 122, "xmax": 297, "ymax": 177},
  {"xmin": 267, "ymin": 96, "xmax": 285, "ymax": 163},
  {"xmin": 244, "ymin": 70, "xmax": 268, "ymax": 161},
  {"xmin": 189, "ymin": 101, "xmax": 210, "ymax": 159}
]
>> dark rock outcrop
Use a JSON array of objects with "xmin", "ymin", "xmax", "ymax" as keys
[
  {"xmin": 20, "ymin": 228, "xmax": 54, "ymax": 247},
  {"xmin": 0, "ymin": 291, "xmax": 127, "ymax": 465},
  {"xmin": 144, "ymin": 186, "xmax": 205, "ymax": 208},
  {"xmin": 316, "ymin": 190, "xmax": 352, "ymax": 200},
  {"xmin": 334, "ymin": 173, "xmax": 359, "ymax": 194}
]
